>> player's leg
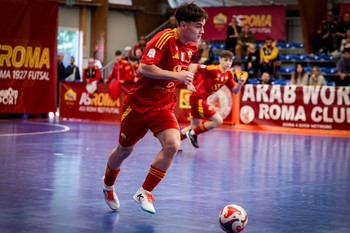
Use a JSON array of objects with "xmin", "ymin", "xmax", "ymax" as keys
[
  {"xmin": 179, "ymin": 118, "xmax": 201, "ymax": 140},
  {"xmin": 102, "ymin": 144, "xmax": 134, "ymax": 210},
  {"xmin": 102, "ymin": 106, "xmax": 148, "ymax": 211},
  {"xmin": 186, "ymin": 99, "xmax": 218, "ymax": 148},
  {"xmin": 133, "ymin": 111, "xmax": 180, "ymax": 214}
]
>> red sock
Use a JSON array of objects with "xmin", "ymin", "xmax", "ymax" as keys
[
  {"xmin": 104, "ymin": 165, "xmax": 120, "ymax": 186},
  {"xmin": 193, "ymin": 123, "xmax": 208, "ymax": 135},
  {"xmin": 142, "ymin": 165, "xmax": 166, "ymax": 192}
]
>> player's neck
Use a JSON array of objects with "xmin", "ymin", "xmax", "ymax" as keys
[{"xmin": 176, "ymin": 28, "xmax": 190, "ymax": 44}]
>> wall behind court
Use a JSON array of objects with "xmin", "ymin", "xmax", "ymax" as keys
[{"xmin": 107, "ymin": 10, "xmax": 137, "ymax": 63}]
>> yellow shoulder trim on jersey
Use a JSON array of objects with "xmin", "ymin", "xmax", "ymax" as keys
[
  {"xmin": 206, "ymin": 64, "xmax": 220, "ymax": 70},
  {"xmin": 155, "ymin": 30, "xmax": 175, "ymax": 50}
]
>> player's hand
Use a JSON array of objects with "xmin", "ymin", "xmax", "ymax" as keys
[
  {"xmin": 238, "ymin": 75, "xmax": 245, "ymax": 84},
  {"xmin": 186, "ymin": 82, "xmax": 197, "ymax": 92},
  {"xmin": 175, "ymin": 70, "xmax": 194, "ymax": 86}
]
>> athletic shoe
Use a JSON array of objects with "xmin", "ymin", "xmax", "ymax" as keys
[
  {"xmin": 186, "ymin": 131, "xmax": 199, "ymax": 148},
  {"xmin": 102, "ymin": 177, "xmax": 120, "ymax": 211},
  {"xmin": 133, "ymin": 187, "xmax": 156, "ymax": 214}
]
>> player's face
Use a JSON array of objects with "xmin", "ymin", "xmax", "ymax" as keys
[
  {"xmin": 219, "ymin": 57, "xmax": 233, "ymax": 71},
  {"xmin": 181, "ymin": 20, "xmax": 206, "ymax": 43}
]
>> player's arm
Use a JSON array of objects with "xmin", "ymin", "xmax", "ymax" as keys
[
  {"xmin": 138, "ymin": 63, "xmax": 194, "ymax": 85},
  {"xmin": 232, "ymin": 75, "xmax": 244, "ymax": 94}
]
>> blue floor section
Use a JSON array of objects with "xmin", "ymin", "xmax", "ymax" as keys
[{"xmin": 0, "ymin": 120, "xmax": 349, "ymax": 233}]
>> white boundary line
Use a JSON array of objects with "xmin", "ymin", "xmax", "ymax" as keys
[{"xmin": 0, "ymin": 121, "xmax": 70, "ymax": 137}]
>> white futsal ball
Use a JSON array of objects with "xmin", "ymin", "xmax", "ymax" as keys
[{"xmin": 219, "ymin": 204, "xmax": 248, "ymax": 233}]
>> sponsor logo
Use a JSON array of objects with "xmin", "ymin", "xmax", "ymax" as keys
[
  {"xmin": 64, "ymin": 89, "xmax": 77, "ymax": 101},
  {"xmin": 0, "ymin": 88, "xmax": 18, "ymax": 105},
  {"xmin": 179, "ymin": 89, "xmax": 192, "ymax": 109},
  {"xmin": 240, "ymin": 105, "xmax": 255, "ymax": 124},
  {"xmin": 147, "ymin": 48, "xmax": 156, "ymax": 58},
  {"xmin": 213, "ymin": 13, "xmax": 227, "ymax": 31}
]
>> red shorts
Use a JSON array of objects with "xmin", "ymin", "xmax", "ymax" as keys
[
  {"xmin": 119, "ymin": 105, "xmax": 179, "ymax": 147},
  {"xmin": 190, "ymin": 96, "xmax": 216, "ymax": 119}
]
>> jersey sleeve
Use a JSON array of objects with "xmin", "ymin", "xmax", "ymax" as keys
[
  {"xmin": 141, "ymin": 30, "xmax": 170, "ymax": 65},
  {"xmin": 226, "ymin": 70, "xmax": 237, "ymax": 89}
]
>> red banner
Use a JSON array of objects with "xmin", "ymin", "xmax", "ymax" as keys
[
  {"xmin": 0, "ymin": 0, "xmax": 58, "ymax": 113},
  {"xmin": 202, "ymin": 5, "xmax": 286, "ymax": 41},
  {"xmin": 239, "ymin": 85, "xmax": 350, "ymax": 130},
  {"xmin": 60, "ymin": 82, "xmax": 124, "ymax": 122}
]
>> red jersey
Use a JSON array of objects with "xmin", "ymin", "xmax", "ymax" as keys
[
  {"xmin": 125, "ymin": 28, "xmax": 198, "ymax": 113},
  {"xmin": 82, "ymin": 66, "xmax": 101, "ymax": 83},
  {"xmin": 192, "ymin": 64, "xmax": 236, "ymax": 99},
  {"xmin": 106, "ymin": 60, "xmax": 131, "ymax": 83}
]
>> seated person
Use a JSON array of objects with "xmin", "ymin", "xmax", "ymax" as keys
[
  {"xmin": 336, "ymin": 47, "xmax": 350, "ymax": 86},
  {"xmin": 83, "ymin": 58, "xmax": 101, "ymax": 83},
  {"xmin": 308, "ymin": 66, "xmax": 326, "ymax": 86},
  {"xmin": 259, "ymin": 72, "xmax": 272, "ymax": 85},
  {"xmin": 290, "ymin": 63, "xmax": 309, "ymax": 86},
  {"xmin": 246, "ymin": 43, "xmax": 260, "ymax": 79},
  {"xmin": 313, "ymin": 10, "xmax": 337, "ymax": 53},
  {"xmin": 336, "ymin": 12, "xmax": 350, "ymax": 49},
  {"xmin": 260, "ymin": 37, "xmax": 279, "ymax": 77},
  {"xmin": 197, "ymin": 40, "xmax": 214, "ymax": 65},
  {"xmin": 232, "ymin": 62, "xmax": 248, "ymax": 84},
  {"xmin": 235, "ymin": 24, "xmax": 256, "ymax": 62}
]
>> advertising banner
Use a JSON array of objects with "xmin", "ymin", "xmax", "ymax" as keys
[
  {"xmin": 239, "ymin": 85, "xmax": 350, "ymax": 130},
  {"xmin": 0, "ymin": 0, "xmax": 58, "ymax": 113},
  {"xmin": 60, "ymin": 82, "xmax": 122, "ymax": 122},
  {"xmin": 202, "ymin": 5, "xmax": 286, "ymax": 41}
]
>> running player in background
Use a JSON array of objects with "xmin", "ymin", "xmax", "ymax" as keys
[
  {"xmin": 101, "ymin": 3, "xmax": 207, "ymax": 214},
  {"xmin": 180, "ymin": 50, "xmax": 244, "ymax": 148}
]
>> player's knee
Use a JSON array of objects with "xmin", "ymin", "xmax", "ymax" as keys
[
  {"xmin": 117, "ymin": 145, "xmax": 134, "ymax": 159},
  {"xmin": 163, "ymin": 139, "xmax": 180, "ymax": 155},
  {"xmin": 216, "ymin": 117, "xmax": 223, "ymax": 126}
]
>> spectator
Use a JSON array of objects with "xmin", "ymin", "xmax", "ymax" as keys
[
  {"xmin": 336, "ymin": 47, "xmax": 350, "ymax": 86},
  {"xmin": 260, "ymin": 72, "xmax": 272, "ymax": 85},
  {"xmin": 134, "ymin": 36, "xmax": 147, "ymax": 54},
  {"xmin": 225, "ymin": 16, "xmax": 241, "ymax": 52},
  {"xmin": 166, "ymin": 15, "xmax": 178, "ymax": 29},
  {"xmin": 57, "ymin": 53, "xmax": 65, "ymax": 108},
  {"xmin": 135, "ymin": 48, "xmax": 143, "ymax": 63},
  {"xmin": 128, "ymin": 56, "xmax": 141, "ymax": 83},
  {"xmin": 336, "ymin": 12, "xmax": 350, "ymax": 49},
  {"xmin": 57, "ymin": 53, "xmax": 66, "ymax": 81},
  {"xmin": 260, "ymin": 37, "xmax": 279, "ymax": 77},
  {"xmin": 104, "ymin": 50, "xmax": 131, "ymax": 84},
  {"xmin": 198, "ymin": 41, "xmax": 214, "ymax": 65},
  {"xmin": 246, "ymin": 43, "xmax": 260, "ymax": 79},
  {"xmin": 124, "ymin": 46, "xmax": 133, "ymax": 63},
  {"xmin": 290, "ymin": 63, "xmax": 308, "ymax": 86},
  {"xmin": 235, "ymin": 24, "xmax": 256, "ymax": 62},
  {"xmin": 83, "ymin": 58, "xmax": 101, "ymax": 83},
  {"xmin": 340, "ymin": 29, "xmax": 350, "ymax": 52},
  {"xmin": 313, "ymin": 10, "xmax": 337, "ymax": 54},
  {"xmin": 232, "ymin": 62, "xmax": 248, "ymax": 84},
  {"xmin": 65, "ymin": 56, "xmax": 81, "ymax": 81},
  {"xmin": 93, "ymin": 50, "xmax": 103, "ymax": 69},
  {"xmin": 308, "ymin": 66, "xmax": 326, "ymax": 86}
]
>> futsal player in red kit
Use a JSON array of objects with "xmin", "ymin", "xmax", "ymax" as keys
[
  {"xmin": 102, "ymin": 3, "xmax": 207, "ymax": 214},
  {"xmin": 181, "ymin": 50, "xmax": 244, "ymax": 148}
]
